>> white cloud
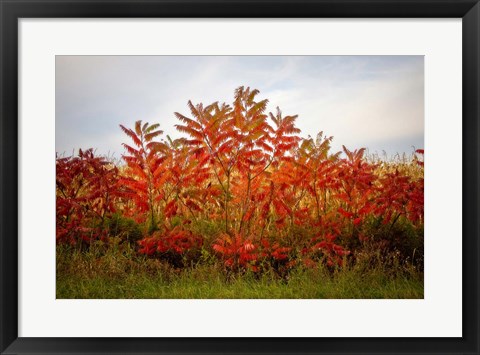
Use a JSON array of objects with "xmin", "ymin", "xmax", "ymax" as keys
[{"xmin": 56, "ymin": 56, "xmax": 424, "ymax": 158}]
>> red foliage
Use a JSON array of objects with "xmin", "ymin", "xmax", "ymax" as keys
[
  {"xmin": 56, "ymin": 149, "xmax": 121, "ymax": 244},
  {"xmin": 212, "ymin": 234, "xmax": 258, "ymax": 271},
  {"xmin": 138, "ymin": 227, "xmax": 203, "ymax": 267},
  {"xmin": 57, "ymin": 87, "xmax": 424, "ymax": 275}
]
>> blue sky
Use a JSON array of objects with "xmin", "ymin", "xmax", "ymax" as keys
[{"xmin": 56, "ymin": 56, "xmax": 424, "ymax": 159}]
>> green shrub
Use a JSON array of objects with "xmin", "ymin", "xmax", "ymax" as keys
[{"xmin": 105, "ymin": 213, "xmax": 143, "ymax": 242}]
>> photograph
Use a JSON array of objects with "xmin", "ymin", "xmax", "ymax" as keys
[{"xmin": 55, "ymin": 55, "xmax": 424, "ymax": 299}]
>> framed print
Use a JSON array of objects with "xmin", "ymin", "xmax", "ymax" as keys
[{"xmin": 1, "ymin": 0, "xmax": 479, "ymax": 354}]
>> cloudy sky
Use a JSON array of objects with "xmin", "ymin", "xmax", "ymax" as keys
[{"xmin": 56, "ymin": 56, "xmax": 424, "ymax": 159}]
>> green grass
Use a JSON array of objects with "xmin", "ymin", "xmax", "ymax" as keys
[{"xmin": 56, "ymin": 244, "xmax": 423, "ymax": 299}]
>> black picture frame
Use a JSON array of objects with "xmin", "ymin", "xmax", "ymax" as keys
[{"xmin": 1, "ymin": 1, "xmax": 479, "ymax": 354}]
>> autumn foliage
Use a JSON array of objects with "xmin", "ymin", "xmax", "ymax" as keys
[{"xmin": 56, "ymin": 87, "xmax": 424, "ymax": 274}]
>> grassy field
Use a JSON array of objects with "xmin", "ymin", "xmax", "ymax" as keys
[{"xmin": 56, "ymin": 244, "xmax": 423, "ymax": 299}]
